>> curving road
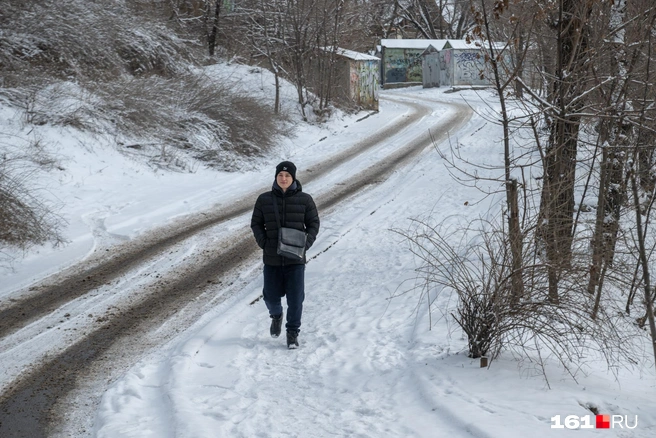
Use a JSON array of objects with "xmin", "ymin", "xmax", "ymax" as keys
[{"xmin": 0, "ymin": 95, "xmax": 472, "ymax": 437}]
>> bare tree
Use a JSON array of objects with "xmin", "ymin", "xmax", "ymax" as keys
[
  {"xmin": 242, "ymin": 0, "xmax": 288, "ymax": 114},
  {"xmin": 396, "ymin": 0, "xmax": 473, "ymax": 39},
  {"xmin": 468, "ymin": 0, "xmax": 535, "ymax": 304},
  {"xmin": 239, "ymin": 0, "xmax": 352, "ymax": 118},
  {"xmin": 629, "ymin": 163, "xmax": 656, "ymax": 369},
  {"xmin": 534, "ymin": 0, "xmax": 596, "ymax": 303},
  {"xmin": 206, "ymin": 0, "xmax": 222, "ymax": 56},
  {"xmin": 339, "ymin": 0, "xmax": 399, "ymax": 48}
]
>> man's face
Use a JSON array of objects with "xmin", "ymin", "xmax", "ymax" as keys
[{"xmin": 277, "ymin": 171, "xmax": 293, "ymax": 191}]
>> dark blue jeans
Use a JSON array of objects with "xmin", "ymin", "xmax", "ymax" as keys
[{"xmin": 263, "ymin": 264, "xmax": 305, "ymax": 332}]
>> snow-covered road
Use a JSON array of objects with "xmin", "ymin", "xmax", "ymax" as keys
[
  {"xmin": 1, "ymin": 79, "xmax": 654, "ymax": 438},
  {"xmin": 1, "ymin": 88, "xmax": 471, "ymax": 436},
  {"xmin": 93, "ymin": 91, "xmax": 483, "ymax": 438},
  {"xmin": 94, "ymin": 89, "xmax": 656, "ymax": 438}
]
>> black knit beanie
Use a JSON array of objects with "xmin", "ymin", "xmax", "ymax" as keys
[{"xmin": 275, "ymin": 161, "xmax": 297, "ymax": 181}]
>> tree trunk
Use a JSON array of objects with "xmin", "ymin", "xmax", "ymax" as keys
[
  {"xmin": 418, "ymin": 0, "xmax": 438, "ymax": 39},
  {"xmin": 508, "ymin": 179, "xmax": 524, "ymax": 304},
  {"xmin": 636, "ymin": 5, "xmax": 656, "ymax": 197},
  {"xmin": 540, "ymin": 111, "xmax": 579, "ymax": 303},
  {"xmin": 538, "ymin": 0, "xmax": 594, "ymax": 302},
  {"xmin": 476, "ymin": 0, "xmax": 524, "ymax": 304},
  {"xmin": 208, "ymin": 0, "xmax": 221, "ymax": 56},
  {"xmin": 630, "ymin": 171, "xmax": 656, "ymax": 370},
  {"xmin": 273, "ymin": 62, "xmax": 281, "ymax": 114}
]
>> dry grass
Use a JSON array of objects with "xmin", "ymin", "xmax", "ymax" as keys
[
  {"xmin": 0, "ymin": 138, "xmax": 65, "ymax": 252},
  {"xmin": 91, "ymin": 73, "xmax": 287, "ymax": 169},
  {"xmin": 0, "ymin": 0, "xmax": 195, "ymax": 83},
  {"xmin": 0, "ymin": 0, "xmax": 289, "ymax": 253}
]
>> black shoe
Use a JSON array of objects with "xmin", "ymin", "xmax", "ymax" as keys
[
  {"xmin": 270, "ymin": 314, "xmax": 283, "ymax": 338},
  {"xmin": 286, "ymin": 330, "xmax": 299, "ymax": 349}
]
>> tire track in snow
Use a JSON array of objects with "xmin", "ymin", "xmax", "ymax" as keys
[
  {"xmin": 0, "ymin": 99, "xmax": 427, "ymax": 341},
  {"xmin": 0, "ymin": 96, "xmax": 472, "ymax": 437}
]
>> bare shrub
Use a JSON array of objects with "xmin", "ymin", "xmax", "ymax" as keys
[
  {"xmin": 3, "ymin": 83, "xmax": 103, "ymax": 130},
  {"xmin": 396, "ymin": 218, "xmax": 516, "ymax": 359},
  {"xmin": 0, "ymin": 136, "xmax": 65, "ymax": 254},
  {"xmin": 398, "ymin": 216, "xmax": 642, "ymax": 379},
  {"xmin": 0, "ymin": 1, "xmax": 289, "ymax": 172},
  {"xmin": 89, "ymin": 73, "xmax": 287, "ymax": 170},
  {"xmin": 0, "ymin": 0, "xmax": 198, "ymax": 85},
  {"xmin": 0, "ymin": 67, "xmax": 287, "ymax": 172}
]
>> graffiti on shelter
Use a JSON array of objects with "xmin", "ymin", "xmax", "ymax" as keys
[
  {"xmin": 384, "ymin": 48, "xmax": 423, "ymax": 83},
  {"xmin": 350, "ymin": 61, "xmax": 378, "ymax": 108},
  {"xmin": 454, "ymin": 51, "xmax": 484, "ymax": 83}
]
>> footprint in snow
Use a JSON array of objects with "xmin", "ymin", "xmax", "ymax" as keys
[{"xmin": 82, "ymin": 211, "xmax": 130, "ymax": 250}]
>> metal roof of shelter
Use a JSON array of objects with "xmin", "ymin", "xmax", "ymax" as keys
[
  {"xmin": 320, "ymin": 47, "xmax": 379, "ymax": 61},
  {"xmin": 381, "ymin": 39, "xmax": 505, "ymax": 51},
  {"xmin": 421, "ymin": 44, "xmax": 440, "ymax": 55},
  {"xmin": 380, "ymin": 39, "xmax": 450, "ymax": 50},
  {"xmin": 447, "ymin": 40, "xmax": 482, "ymax": 49}
]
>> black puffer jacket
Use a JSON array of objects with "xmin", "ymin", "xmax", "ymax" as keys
[{"xmin": 251, "ymin": 180, "xmax": 320, "ymax": 266}]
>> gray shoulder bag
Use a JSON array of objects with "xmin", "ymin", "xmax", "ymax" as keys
[{"xmin": 272, "ymin": 193, "xmax": 307, "ymax": 260}]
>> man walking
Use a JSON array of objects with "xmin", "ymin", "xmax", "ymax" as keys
[{"xmin": 250, "ymin": 161, "xmax": 320, "ymax": 349}]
